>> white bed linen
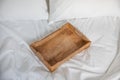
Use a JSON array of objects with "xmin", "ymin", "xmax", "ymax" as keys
[
  {"xmin": 0, "ymin": 0, "xmax": 48, "ymax": 20},
  {"xmin": 0, "ymin": 17, "xmax": 120, "ymax": 80},
  {"xmin": 49, "ymin": 0, "xmax": 120, "ymax": 23}
]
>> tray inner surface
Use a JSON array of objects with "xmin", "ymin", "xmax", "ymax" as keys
[{"xmin": 34, "ymin": 28, "xmax": 88, "ymax": 66}]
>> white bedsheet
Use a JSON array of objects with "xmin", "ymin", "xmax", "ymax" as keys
[{"xmin": 0, "ymin": 17, "xmax": 120, "ymax": 80}]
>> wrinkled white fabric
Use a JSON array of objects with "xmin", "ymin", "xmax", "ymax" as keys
[{"xmin": 0, "ymin": 17, "xmax": 120, "ymax": 80}]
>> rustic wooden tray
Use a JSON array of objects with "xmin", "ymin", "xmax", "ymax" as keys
[{"xmin": 30, "ymin": 23, "xmax": 91, "ymax": 72}]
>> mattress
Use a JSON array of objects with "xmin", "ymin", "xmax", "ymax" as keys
[{"xmin": 0, "ymin": 17, "xmax": 120, "ymax": 80}]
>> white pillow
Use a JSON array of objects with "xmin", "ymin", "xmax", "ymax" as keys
[
  {"xmin": 49, "ymin": 0, "xmax": 120, "ymax": 23},
  {"xmin": 0, "ymin": 0, "xmax": 48, "ymax": 20}
]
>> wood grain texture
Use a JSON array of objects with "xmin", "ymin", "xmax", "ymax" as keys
[{"xmin": 30, "ymin": 23, "xmax": 91, "ymax": 72}]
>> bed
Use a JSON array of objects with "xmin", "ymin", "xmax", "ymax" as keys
[{"xmin": 0, "ymin": 0, "xmax": 120, "ymax": 80}]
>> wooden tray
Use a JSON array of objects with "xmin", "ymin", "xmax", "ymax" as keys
[{"xmin": 30, "ymin": 23, "xmax": 91, "ymax": 72}]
